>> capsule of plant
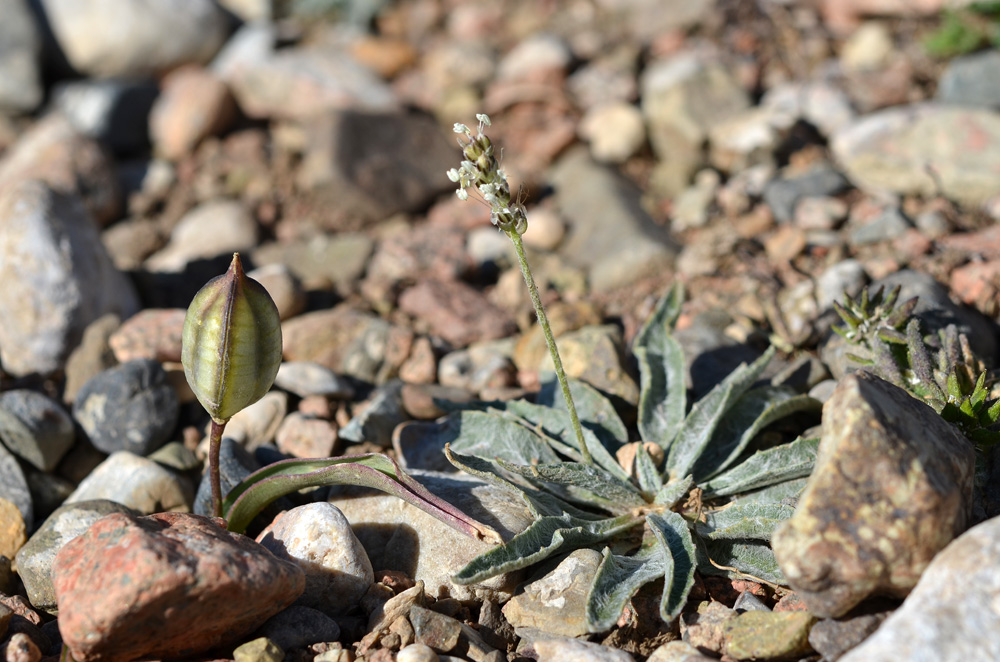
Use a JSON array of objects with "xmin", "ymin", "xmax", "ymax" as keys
[{"xmin": 181, "ymin": 253, "xmax": 282, "ymax": 423}]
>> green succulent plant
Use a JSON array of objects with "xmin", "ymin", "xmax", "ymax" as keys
[{"xmin": 428, "ymin": 284, "xmax": 821, "ymax": 631}]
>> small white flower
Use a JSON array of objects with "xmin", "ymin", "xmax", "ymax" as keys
[
  {"xmin": 453, "ymin": 123, "xmax": 470, "ymax": 135},
  {"xmin": 476, "ymin": 113, "xmax": 491, "ymax": 129},
  {"xmin": 446, "ymin": 169, "xmax": 461, "ymax": 182},
  {"xmin": 456, "ymin": 189, "xmax": 469, "ymax": 201}
]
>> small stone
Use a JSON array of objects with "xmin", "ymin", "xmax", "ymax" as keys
[
  {"xmin": 397, "ymin": 643, "xmax": 438, "ymax": 662},
  {"xmin": 722, "ymin": 611, "xmax": 816, "ymax": 660},
  {"xmin": 65, "ymin": 451, "xmax": 192, "ymax": 514},
  {"xmin": 681, "ymin": 601, "xmax": 736, "ymax": 654},
  {"xmin": 732, "ymin": 591, "xmax": 770, "ymax": 613},
  {"xmin": 502, "ymin": 548, "xmax": 602, "ymax": 637},
  {"xmin": 815, "ymin": 259, "xmax": 867, "ymax": 311},
  {"xmin": 522, "ymin": 207, "xmax": 567, "ymax": 252},
  {"xmin": 849, "ymin": 206, "xmax": 911, "ymax": 245},
  {"xmin": 247, "ymin": 263, "xmax": 306, "ymax": 321},
  {"xmin": 51, "ymin": 78, "xmax": 159, "ymax": 155},
  {"xmin": 4, "ymin": 633, "xmax": 41, "ymax": 662},
  {"xmin": 399, "ymin": 279, "xmax": 517, "ymax": 349},
  {"xmin": 808, "ymin": 603, "xmax": 893, "ymax": 661},
  {"xmin": 108, "ymin": 308, "xmax": 185, "ymax": 364},
  {"xmin": 222, "ymin": 391, "xmax": 288, "ymax": 451},
  {"xmin": 73, "ymin": 359, "xmax": 180, "ymax": 456},
  {"xmin": 233, "ymin": 637, "xmax": 285, "ymax": 662},
  {"xmin": 579, "ymin": 102, "xmax": 646, "ymax": 164},
  {"xmin": 52, "ymin": 512, "xmax": 305, "ymax": 662},
  {"xmin": 840, "ymin": 21, "xmax": 893, "ymax": 71},
  {"xmin": 763, "ymin": 167, "xmax": 849, "ymax": 224},
  {"xmin": 793, "ymin": 196, "xmax": 848, "ymax": 230},
  {"xmin": 63, "ymin": 313, "xmax": 121, "ymax": 404},
  {"xmin": 255, "ymin": 233, "xmax": 374, "ymax": 292},
  {"xmin": 646, "ymin": 641, "xmax": 716, "ymax": 662},
  {"xmin": 252, "ymin": 606, "xmax": 341, "ymax": 652},
  {"xmin": 672, "ymin": 170, "xmax": 721, "ymax": 231},
  {"xmin": 537, "ymin": 325, "xmax": 639, "ymax": 406},
  {"xmin": 275, "ymin": 362, "xmax": 354, "ymax": 399},
  {"xmin": 497, "ymin": 33, "xmax": 571, "ymax": 82},
  {"xmin": 0, "ymin": 390, "xmax": 75, "ymax": 471},
  {"xmin": 275, "ymin": 413, "xmax": 338, "ymax": 459},
  {"xmin": 0, "ymin": 0, "xmax": 42, "ymax": 113},
  {"xmin": 533, "ymin": 639, "xmax": 635, "ymax": 662},
  {"xmin": 150, "ymin": 65, "xmax": 236, "ymax": 160},
  {"xmin": 0, "ymin": 498, "xmax": 26, "ymax": 560},
  {"xmin": 400, "ymin": 384, "xmax": 474, "ymax": 421},
  {"xmin": 257, "ymin": 503, "xmax": 373, "ymax": 616},
  {"xmin": 340, "ymin": 381, "xmax": 407, "ymax": 448},
  {"xmin": 764, "ymin": 225, "xmax": 807, "ymax": 263},
  {"xmin": 438, "ymin": 340, "xmax": 518, "ymax": 394},
  {"xmin": 409, "ymin": 606, "xmax": 461, "ymax": 652},
  {"xmin": 513, "ymin": 301, "xmax": 602, "ymax": 372},
  {"xmin": 936, "ymin": 50, "xmax": 1000, "ymax": 108},
  {"xmin": 399, "ymin": 336, "xmax": 438, "ymax": 385},
  {"xmin": 0, "ymin": 443, "xmax": 32, "ymax": 530},
  {"xmin": 145, "ymin": 200, "xmax": 259, "ymax": 272}
]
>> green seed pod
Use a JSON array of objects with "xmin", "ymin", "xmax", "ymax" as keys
[{"xmin": 182, "ymin": 253, "xmax": 282, "ymax": 423}]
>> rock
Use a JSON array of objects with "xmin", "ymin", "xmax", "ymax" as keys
[
  {"xmin": 409, "ymin": 606, "xmax": 462, "ymax": 652},
  {"xmin": 0, "ymin": 442, "xmax": 32, "ymax": 530},
  {"xmin": 252, "ymin": 606, "xmax": 341, "ymax": 651},
  {"xmin": 579, "ymin": 102, "xmax": 646, "ymax": 164},
  {"xmin": 762, "ymin": 166, "xmax": 849, "ymax": 224},
  {"xmin": 772, "ymin": 372, "xmax": 976, "ymax": 618},
  {"xmin": 550, "ymin": 147, "xmax": 676, "ymax": 292},
  {"xmin": 399, "ymin": 383, "xmax": 474, "ymax": 421},
  {"xmin": 63, "ymin": 314, "xmax": 121, "ymax": 404},
  {"xmin": 0, "ymin": 181, "xmax": 139, "ymax": 376},
  {"xmin": 145, "ymin": 199, "xmax": 259, "ymax": 272},
  {"xmin": 722, "ymin": 611, "xmax": 816, "ymax": 660},
  {"xmin": 672, "ymin": 170, "xmax": 721, "ymax": 231},
  {"xmin": 646, "ymin": 640, "xmax": 716, "ymax": 662},
  {"xmin": 793, "ymin": 195, "xmax": 848, "ymax": 230},
  {"xmin": 849, "ymin": 206, "xmax": 911, "ymax": 245},
  {"xmin": 339, "ymin": 381, "xmax": 406, "ymax": 448},
  {"xmin": 327, "ymin": 470, "xmax": 533, "ymax": 602},
  {"xmin": 760, "ymin": 81, "xmax": 856, "ymax": 138},
  {"xmin": 0, "ymin": 390, "xmax": 75, "ymax": 472},
  {"xmin": 247, "ymin": 263, "xmax": 306, "ymax": 321},
  {"xmin": 399, "ymin": 279, "xmax": 517, "ymax": 349},
  {"xmin": 831, "ymin": 103, "xmax": 1000, "ymax": 206},
  {"xmin": 536, "ymin": 325, "xmax": 639, "ymax": 406},
  {"xmin": 65, "ymin": 451, "xmax": 192, "ymax": 514},
  {"xmin": 257, "ymin": 503, "xmax": 373, "ymax": 615},
  {"xmin": 221, "ymin": 391, "xmax": 289, "ymax": 451},
  {"xmin": 233, "ymin": 638, "xmax": 284, "ymax": 662},
  {"xmin": 399, "ymin": 336, "xmax": 439, "ymax": 385},
  {"xmin": 365, "ymin": 222, "xmax": 473, "ymax": 287},
  {"xmin": 936, "ymin": 50, "xmax": 1000, "ymax": 108},
  {"xmin": 41, "ymin": 0, "xmax": 229, "ymax": 77},
  {"xmin": 438, "ymin": 340, "xmax": 518, "ymax": 394},
  {"xmin": 838, "ymin": 516, "xmax": 1000, "ymax": 662},
  {"xmin": 815, "ymin": 259, "xmax": 867, "ymax": 311},
  {"xmin": 297, "ymin": 111, "xmax": 455, "ymax": 229},
  {"xmin": 4, "ymin": 633, "xmax": 41, "ymax": 662},
  {"xmin": 282, "ymin": 306, "xmax": 413, "ymax": 384},
  {"xmin": 150, "ymin": 65, "xmax": 236, "ymax": 160},
  {"xmin": 502, "ymin": 549, "xmax": 602, "ymax": 637},
  {"xmin": 840, "ymin": 21, "xmax": 894, "ymax": 71},
  {"xmin": 108, "ymin": 308, "xmax": 185, "ymax": 364},
  {"xmin": 275, "ymin": 362, "xmax": 354, "ymax": 400},
  {"xmin": 533, "ymin": 639, "xmax": 634, "ymax": 662},
  {"xmin": 0, "ymin": 0, "xmax": 42, "ymax": 113},
  {"xmin": 73, "ymin": 359, "xmax": 179, "ymax": 456},
  {"xmin": 466, "ymin": 227, "xmax": 512, "ymax": 272},
  {"xmin": 0, "ymin": 497, "xmax": 26, "ymax": 560},
  {"xmin": 513, "ymin": 301, "xmax": 602, "ymax": 372},
  {"xmin": 808, "ymin": 602, "xmax": 894, "ymax": 661},
  {"xmin": 254, "ymin": 233, "xmax": 374, "ymax": 291},
  {"xmin": 51, "ymin": 78, "xmax": 159, "ymax": 155},
  {"xmin": 764, "ymin": 225, "xmax": 807, "ymax": 263},
  {"xmin": 52, "ymin": 511, "xmax": 305, "ymax": 662},
  {"xmin": 398, "ymin": 643, "xmax": 439, "ymax": 662},
  {"xmin": 15, "ymin": 500, "xmax": 137, "ymax": 614},
  {"xmin": 496, "ymin": 33, "xmax": 571, "ymax": 82},
  {"xmin": 522, "ymin": 207, "xmax": 567, "ymax": 252},
  {"xmin": 0, "ymin": 114, "xmax": 120, "ymax": 226},
  {"xmin": 275, "ymin": 413, "xmax": 338, "ymax": 458}
]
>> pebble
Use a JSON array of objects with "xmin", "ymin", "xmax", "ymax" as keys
[
  {"xmin": 51, "ymin": 511, "xmax": 305, "ymax": 662},
  {"xmin": 15, "ymin": 500, "xmax": 137, "ymax": 614},
  {"xmin": 399, "ymin": 279, "xmax": 517, "ymax": 349},
  {"xmin": 251, "ymin": 606, "xmax": 341, "ymax": 652},
  {"xmin": 255, "ymin": 233, "xmax": 374, "ymax": 291},
  {"xmin": 51, "ymin": 78, "xmax": 159, "ymax": 155},
  {"xmin": 840, "ymin": 21, "xmax": 893, "ymax": 71},
  {"xmin": 247, "ymin": 263, "xmax": 307, "ymax": 321},
  {"xmin": 533, "ymin": 639, "xmax": 635, "ymax": 662},
  {"xmin": 761, "ymin": 81, "xmax": 856, "ymax": 138},
  {"xmin": 672, "ymin": 170, "xmax": 721, "ymax": 231},
  {"xmin": 935, "ymin": 50, "xmax": 1000, "ymax": 108},
  {"xmin": 815, "ymin": 258, "xmax": 867, "ymax": 311},
  {"xmin": 848, "ymin": 205, "xmax": 911, "ymax": 245},
  {"xmin": 65, "ymin": 451, "xmax": 192, "ymax": 514},
  {"xmin": 438, "ymin": 340, "xmax": 518, "ymax": 394},
  {"xmin": 62, "ymin": 314, "xmax": 121, "ymax": 404},
  {"xmin": 502, "ymin": 549, "xmax": 602, "ymax": 637},
  {"xmin": 721, "ymin": 610, "xmax": 816, "ymax": 660},
  {"xmin": 496, "ymin": 33, "xmax": 572, "ymax": 82},
  {"xmin": 339, "ymin": 380, "xmax": 407, "ymax": 448},
  {"xmin": 0, "ymin": 390, "xmax": 75, "ymax": 472},
  {"xmin": 398, "ymin": 643, "xmax": 439, "ymax": 662},
  {"xmin": 646, "ymin": 641, "xmax": 715, "ymax": 662},
  {"xmin": 522, "ymin": 207, "xmax": 567, "ymax": 252},
  {"xmin": 793, "ymin": 195, "xmax": 848, "ymax": 230},
  {"xmin": 764, "ymin": 225, "xmax": 807, "ymax": 263},
  {"xmin": 409, "ymin": 605, "xmax": 462, "ymax": 652},
  {"xmin": 275, "ymin": 362, "xmax": 354, "ymax": 400},
  {"xmin": 4, "ymin": 633, "xmax": 41, "ymax": 662},
  {"xmin": 365, "ymin": 223, "xmax": 473, "ymax": 286},
  {"xmin": 275, "ymin": 413, "xmax": 338, "ymax": 458},
  {"xmin": 233, "ymin": 638, "xmax": 285, "ymax": 662},
  {"xmin": 108, "ymin": 308, "xmax": 185, "ymax": 364},
  {"xmin": 762, "ymin": 166, "xmax": 849, "ymax": 224},
  {"xmin": 808, "ymin": 602, "xmax": 893, "ymax": 661},
  {"xmin": 466, "ymin": 226, "xmax": 512, "ymax": 272},
  {"xmin": 41, "ymin": 0, "xmax": 229, "ymax": 77},
  {"xmin": 537, "ymin": 325, "xmax": 639, "ymax": 406},
  {"xmin": 222, "ymin": 391, "xmax": 289, "ymax": 451},
  {"xmin": 150, "ymin": 65, "xmax": 236, "ymax": 160},
  {"xmin": 0, "ymin": 442, "xmax": 32, "ymax": 530},
  {"xmin": 578, "ymin": 101, "xmax": 646, "ymax": 164},
  {"xmin": 838, "ymin": 516, "xmax": 1000, "ymax": 662},
  {"xmin": 831, "ymin": 103, "xmax": 1000, "ymax": 205},
  {"xmin": 399, "ymin": 336, "xmax": 439, "ymax": 385},
  {"xmin": 0, "ymin": 180, "xmax": 139, "ymax": 376},
  {"xmin": 0, "ymin": 498, "xmax": 26, "ymax": 560},
  {"xmin": 73, "ymin": 359, "xmax": 179, "ymax": 456},
  {"xmin": 772, "ymin": 372, "xmax": 976, "ymax": 617},
  {"xmin": 708, "ymin": 107, "xmax": 783, "ymax": 173},
  {"xmin": 0, "ymin": 0, "xmax": 42, "ymax": 113},
  {"xmin": 145, "ymin": 200, "xmax": 259, "ymax": 272},
  {"xmin": 399, "ymin": 383, "xmax": 475, "ymax": 421}
]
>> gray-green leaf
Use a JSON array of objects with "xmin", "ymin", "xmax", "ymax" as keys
[
  {"xmin": 701, "ymin": 436, "xmax": 819, "ymax": 498},
  {"xmin": 447, "ymin": 410, "xmax": 561, "ymax": 466},
  {"xmin": 635, "ymin": 443, "xmax": 663, "ymax": 498},
  {"xmin": 634, "ymin": 284, "xmax": 686, "ymax": 449},
  {"xmin": 536, "ymin": 376, "xmax": 629, "ymax": 446},
  {"xmin": 695, "ymin": 503, "xmax": 795, "ymax": 542},
  {"xmin": 587, "ymin": 543, "xmax": 665, "ymax": 632},
  {"xmin": 654, "ymin": 476, "xmax": 694, "ymax": 508},
  {"xmin": 648, "ymin": 511, "xmax": 697, "ymax": 622},
  {"xmin": 494, "ymin": 459, "xmax": 645, "ymax": 513},
  {"xmin": 698, "ymin": 539, "xmax": 785, "ymax": 584}
]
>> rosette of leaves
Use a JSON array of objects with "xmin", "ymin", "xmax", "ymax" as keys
[
  {"xmin": 439, "ymin": 284, "xmax": 821, "ymax": 631},
  {"xmin": 833, "ymin": 285, "xmax": 1000, "ymax": 447}
]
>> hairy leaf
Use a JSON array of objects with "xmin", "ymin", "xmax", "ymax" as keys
[
  {"xmin": 447, "ymin": 410, "xmax": 561, "ymax": 466},
  {"xmin": 634, "ymin": 283, "xmax": 686, "ymax": 449},
  {"xmin": 696, "ymin": 503, "xmax": 795, "ymax": 542},
  {"xmin": 648, "ymin": 511, "xmax": 697, "ymax": 622},
  {"xmin": 654, "ymin": 476, "xmax": 695, "ymax": 507},
  {"xmin": 536, "ymin": 376, "xmax": 629, "ymax": 446},
  {"xmin": 730, "ymin": 477, "xmax": 808, "ymax": 506},
  {"xmin": 666, "ymin": 346, "xmax": 776, "ymax": 481},
  {"xmin": 587, "ymin": 543, "xmax": 665, "ymax": 632},
  {"xmin": 635, "ymin": 443, "xmax": 663, "ymax": 498},
  {"xmin": 495, "ymin": 459, "xmax": 645, "ymax": 513},
  {"xmin": 701, "ymin": 436, "xmax": 819, "ymax": 498},
  {"xmin": 452, "ymin": 512, "xmax": 640, "ymax": 584},
  {"xmin": 699, "ymin": 538, "xmax": 785, "ymax": 584}
]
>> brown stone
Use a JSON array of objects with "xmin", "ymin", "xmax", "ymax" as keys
[
  {"xmin": 150, "ymin": 65, "xmax": 236, "ymax": 161},
  {"xmin": 108, "ymin": 309, "xmax": 185, "ymax": 364},
  {"xmin": 398, "ymin": 279, "xmax": 516, "ymax": 348}
]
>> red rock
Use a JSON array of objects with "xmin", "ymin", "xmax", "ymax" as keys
[
  {"xmin": 150, "ymin": 65, "xmax": 236, "ymax": 161},
  {"xmin": 950, "ymin": 260, "xmax": 1000, "ymax": 307},
  {"xmin": 52, "ymin": 512, "xmax": 304, "ymax": 662},
  {"xmin": 398, "ymin": 279, "xmax": 517, "ymax": 348},
  {"xmin": 108, "ymin": 309, "xmax": 185, "ymax": 363},
  {"xmin": 939, "ymin": 224, "xmax": 1000, "ymax": 260},
  {"xmin": 275, "ymin": 412, "xmax": 338, "ymax": 458}
]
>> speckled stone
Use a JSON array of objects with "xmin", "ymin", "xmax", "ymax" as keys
[{"xmin": 52, "ymin": 512, "xmax": 305, "ymax": 662}]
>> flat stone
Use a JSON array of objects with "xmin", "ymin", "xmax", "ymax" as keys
[
  {"xmin": 722, "ymin": 610, "xmax": 816, "ymax": 660},
  {"xmin": 0, "ymin": 390, "xmax": 75, "ymax": 471},
  {"xmin": 399, "ymin": 279, "xmax": 517, "ymax": 349},
  {"xmin": 409, "ymin": 606, "xmax": 462, "ymax": 652},
  {"xmin": 438, "ymin": 340, "xmax": 518, "ymax": 395},
  {"xmin": 838, "ymin": 516, "xmax": 1000, "ymax": 662},
  {"xmin": 762, "ymin": 166, "xmax": 849, "ymax": 224},
  {"xmin": 502, "ymin": 549, "xmax": 602, "ymax": 637},
  {"xmin": 251, "ymin": 606, "xmax": 341, "ymax": 652},
  {"xmin": 145, "ymin": 199, "xmax": 259, "ymax": 272},
  {"xmin": 15, "ymin": 500, "xmax": 137, "ymax": 614},
  {"xmin": 247, "ymin": 263, "xmax": 306, "ymax": 321},
  {"xmin": 51, "ymin": 78, "xmax": 159, "ymax": 155},
  {"xmin": 537, "ymin": 325, "xmax": 639, "ymax": 406},
  {"xmin": 52, "ymin": 512, "xmax": 304, "ymax": 662},
  {"xmin": 808, "ymin": 602, "xmax": 894, "ymax": 661},
  {"xmin": 533, "ymin": 639, "xmax": 635, "ymax": 662},
  {"xmin": 65, "ymin": 451, "xmax": 192, "ymax": 514},
  {"xmin": 936, "ymin": 50, "xmax": 1000, "ymax": 108},
  {"xmin": 275, "ymin": 413, "xmax": 338, "ymax": 459},
  {"xmin": 257, "ymin": 503, "xmax": 373, "ymax": 616},
  {"xmin": 108, "ymin": 308, "xmax": 185, "ymax": 364},
  {"xmin": 221, "ymin": 391, "xmax": 288, "ymax": 452},
  {"xmin": 772, "ymin": 372, "xmax": 976, "ymax": 618},
  {"xmin": 339, "ymin": 381, "xmax": 407, "ymax": 448},
  {"xmin": 275, "ymin": 362, "xmax": 354, "ymax": 399}
]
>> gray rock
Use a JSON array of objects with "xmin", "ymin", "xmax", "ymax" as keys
[
  {"xmin": 438, "ymin": 340, "xmax": 518, "ymax": 395},
  {"xmin": 73, "ymin": 359, "xmax": 179, "ymax": 456},
  {"xmin": 772, "ymin": 372, "xmax": 976, "ymax": 618},
  {"xmin": 0, "ymin": 390, "xmax": 75, "ymax": 471},
  {"xmin": 220, "ymin": 391, "xmax": 289, "ymax": 452},
  {"xmin": 0, "ymin": 0, "xmax": 42, "ymax": 113},
  {"xmin": 533, "ymin": 639, "xmax": 634, "ymax": 662},
  {"xmin": 849, "ymin": 206, "xmax": 912, "ymax": 245},
  {"xmin": 275, "ymin": 362, "xmax": 354, "ymax": 400},
  {"xmin": 0, "ymin": 180, "xmax": 139, "ymax": 376},
  {"xmin": 936, "ymin": 50, "xmax": 1000, "ymax": 108},
  {"xmin": 763, "ymin": 166, "xmax": 849, "ymax": 223},
  {"xmin": 0, "ymin": 441, "xmax": 32, "ymax": 529},
  {"xmin": 831, "ymin": 103, "xmax": 1000, "ymax": 205},
  {"xmin": 410, "ymin": 605, "xmax": 462, "ymax": 652},
  {"xmin": 646, "ymin": 641, "xmax": 716, "ymax": 662},
  {"xmin": 815, "ymin": 259, "xmax": 867, "ymax": 311},
  {"xmin": 502, "ymin": 549, "xmax": 602, "ymax": 637},
  {"xmin": 550, "ymin": 147, "xmax": 677, "ymax": 292},
  {"xmin": 808, "ymin": 602, "xmax": 894, "ymax": 661},
  {"xmin": 51, "ymin": 78, "xmax": 159, "ymax": 154},
  {"xmin": 41, "ymin": 0, "xmax": 229, "ymax": 77},
  {"xmin": 838, "ymin": 516, "xmax": 1000, "ymax": 662},
  {"xmin": 339, "ymin": 381, "xmax": 406, "ymax": 448},
  {"xmin": 297, "ymin": 111, "xmax": 455, "ymax": 229},
  {"xmin": 732, "ymin": 591, "xmax": 770, "ymax": 613},
  {"xmin": 327, "ymin": 470, "xmax": 534, "ymax": 602},
  {"xmin": 64, "ymin": 451, "xmax": 192, "ymax": 513},
  {"xmin": 257, "ymin": 503, "xmax": 374, "ymax": 616},
  {"xmin": 233, "ymin": 638, "xmax": 284, "ymax": 662},
  {"xmin": 252, "ymin": 605, "xmax": 341, "ymax": 652},
  {"xmin": 14, "ymin": 500, "xmax": 137, "ymax": 614},
  {"xmin": 253, "ymin": 233, "xmax": 374, "ymax": 291},
  {"xmin": 145, "ymin": 199, "xmax": 259, "ymax": 272},
  {"xmin": 760, "ymin": 81, "xmax": 856, "ymax": 137}
]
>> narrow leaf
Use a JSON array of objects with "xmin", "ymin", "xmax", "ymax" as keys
[
  {"xmin": 698, "ymin": 539, "xmax": 785, "ymax": 584},
  {"xmin": 647, "ymin": 511, "xmax": 697, "ymax": 622},
  {"xmin": 587, "ymin": 543, "xmax": 665, "ymax": 632},
  {"xmin": 695, "ymin": 503, "xmax": 795, "ymax": 542},
  {"xmin": 701, "ymin": 436, "xmax": 819, "ymax": 498},
  {"xmin": 635, "ymin": 443, "xmax": 663, "ymax": 498},
  {"xmin": 494, "ymin": 459, "xmax": 645, "ymax": 513},
  {"xmin": 452, "ymin": 512, "xmax": 640, "ymax": 584},
  {"xmin": 446, "ymin": 410, "xmax": 561, "ymax": 466},
  {"xmin": 654, "ymin": 475, "xmax": 695, "ymax": 507},
  {"xmin": 666, "ymin": 346, "xmax": 776, "ymax": 481},
  {"xmin": 634, "ymin": 284, "xmax": 687, "ymax": 449},
  {"xmin": 730, "ymin": 477, "xmax": 808, "ymax": 506},
  {"xmin": 536, "ymin": 376, "xmax": 629, "ymax": 446}
]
